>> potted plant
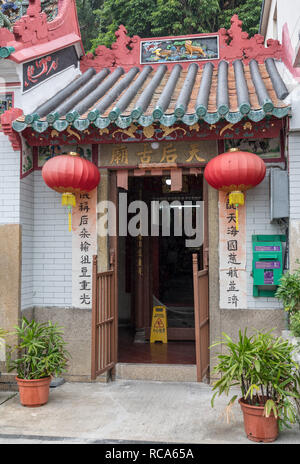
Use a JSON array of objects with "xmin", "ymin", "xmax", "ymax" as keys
[
  {"xmin": 6, "ymin": 317, "xmax": 70, "ymax": 407},
  {"xmin": 275, "ymin": 263, "xmax": 300, "ymax": 360},
  {"xmin": 210, "ymin": 329, "xmax": 300, "ymax": 442},
  {"xmin": 287, "ymin": 312, "xmax": 300, "ymax": 364},
  {"xmin": 275, "ymin": 264, "xmax": 300, "ymax": 315},
  {"xmin": 290, "ymin": 312, "xmax": 300, "ymax": 339}
]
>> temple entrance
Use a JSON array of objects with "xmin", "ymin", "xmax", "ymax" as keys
[{"xmin": 117, "ymin": 173, "xmax": 206, "ymax": 366}]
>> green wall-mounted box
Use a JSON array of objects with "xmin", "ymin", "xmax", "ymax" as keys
[{"xmin": 252, "ymin": 235, "xmax": 286, "ymax": 297}]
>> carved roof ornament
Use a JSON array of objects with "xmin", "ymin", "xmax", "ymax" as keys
[
  {"xmin": 13, "ymin": 0, "xmax": 48, "ymax": 44},
  {"xmin": 81, "ymin": 14, "xmax": 283, "ymax": 73},
  {"xmin": 0, "ymin": 0, "xmax": 82, "ymax": 60},
  {"xmin": 0, "ymin": 0, "xmax": 59, "ymax": 26},
  {"xmin": 82, "ymin": 25, "xmax": 140, "ymax": 72},
  {"xmin": 219, "ymin": 14, "xmax": 283, "ymax": 63},
  {"xmin": 111, "ymin": 25, "xmax": 140, "ymax": 67}
]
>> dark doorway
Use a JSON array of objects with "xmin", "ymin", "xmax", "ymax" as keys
[{"xmin": 118, "ymin": 173, "xmax": 204, "ymax": 364}]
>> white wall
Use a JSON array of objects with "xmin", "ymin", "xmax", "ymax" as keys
[
  {"xmin": 32, "ymin": 171, "xmax": 72, "ymax": 308},
  {"xmin": 0, "ymin": 46, "xmax": 81, "ymax": 115},
  {"xmin": 0, "ymin": 135, "xmax": 77, "ymax": 310},
  {"xmin": 246, "ymin": 169, "xmax": 285, "ymax": 309},
  {"xmin": 0, "ymin": 53, "xmax": 78, "ymax": 309},
  {"xmin": 277, "ymin": 0, "xmax": 300, "ymax": 51},
  {"xmin": 0, "ymin": 132, "xmax": 34, "ymax": 309},
  {"xmin": 17, "ymin": 65, "xmax": 81, "ymax": 115},
  {"xmin": 0, "ymin": 133, "xmax": 20, "ymax": 225},
  {"xmin": 264, "ymin": 0, "xmax": 300, "ymax": 54},
  {"xmin": 287, "ymin": 132, "xmax": 300, "ymax": 272},
  {"xmin": 265, "ymin": 0, "xmax": 279, "ymax": 42},
  {"xmin": 0, "ymin": 154, "xmax": 73, "ymax": 310},
  {"xmin": 0, "ymin": 60, "xmax": 19, "ymax": 87},
  {"xmin": 288, "ymin": 133, "xmax": 300, "ymax": 220}
]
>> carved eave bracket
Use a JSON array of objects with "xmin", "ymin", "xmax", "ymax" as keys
[{"xmin": 1, "ymin": 108, "xmax": 23, "ymax": 151}]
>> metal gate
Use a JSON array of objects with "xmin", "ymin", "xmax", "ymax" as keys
[
  {"xmin": 91, "ymin": 253, "xmax": 117, "ymax": 380},
  {"xmin": 192, "ymin": 253, "xmax": 209, "ymax": 382}
]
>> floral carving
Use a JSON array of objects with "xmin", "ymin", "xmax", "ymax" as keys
[
  {"xmin": 81, "ymin": 25, "xmax": 140, "ymax": 73},
  {"xmin": 0, "ymin": 0, "xmax": 58, "ymax": 30},
  {"xmin": 81, "ymin": 14, "xmax": 283, "ymax": 74},
  {"xmin": 219, "ymin": 14, "xmax": 283, "ymax": 64},
  {"xmin": 0, "ymin": 0, "xmax": 80, "ymax": 52}
]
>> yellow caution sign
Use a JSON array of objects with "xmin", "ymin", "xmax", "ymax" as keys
[{"xmin": 150, "ymin": 306, "xmax": 167, "ymax": 343}]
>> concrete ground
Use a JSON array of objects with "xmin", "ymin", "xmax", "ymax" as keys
[{"xmin": 0, "ymin": 380, "xmax": 299, "ymax": 445}]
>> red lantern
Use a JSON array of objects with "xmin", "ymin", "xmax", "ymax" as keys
[
  {"xmin": 42, "ymin": 152, "xmax": 100, "ymax": 231},
  {"xmin": 204, "ymin": 148, "xmax": 266, "ymax": 230}
]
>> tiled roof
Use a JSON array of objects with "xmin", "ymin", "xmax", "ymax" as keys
[{"xmin": 13, "ymin": 58, "xmax": 290, "ymax": 134}]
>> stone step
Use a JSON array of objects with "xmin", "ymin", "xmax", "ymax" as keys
[{"xmin": 115, "ymin": 363, "xmax": 198, "ymax": 382}]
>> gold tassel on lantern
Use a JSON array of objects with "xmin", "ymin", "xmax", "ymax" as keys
[
  {"xmin": 62, "ymin": 192, "xmax": 76, "ymax": 232},
  {"xmin": 229, "ymin": 191, "xmax": 244, "ymax": 231}
]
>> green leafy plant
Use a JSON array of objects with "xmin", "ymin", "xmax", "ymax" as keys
[
  {"xmin": 0, "ymin": 328, "xmax": 8, "ymax": 339},
  {"xmin": 211, "ymin": 329, "xmax": 300, "ymax": 430},
  {"xmin": 275, "ymin": 264, "xmax": 300, "ymax": 315},
  {"xmin": 290, "ymin": 312, "xmax": 300, "ymax": 338},
  {"xmin": 88, "ymin": 0, "xmax": 261, "ymax": 51},
  {"xmin": 7, "ymin": 317, "xmax": 70, "ymax": 380},
  {"xmin": 0, "ymin": 328, "xmax": 8, "ymax": 363}
]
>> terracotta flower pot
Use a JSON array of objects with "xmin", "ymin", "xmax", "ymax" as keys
[
  {"xmin": 16, "ymin": 376, "xmax": 51, "ymax": 407},
  {"xmin": 239, "ymin": 398, "xmax": 279, "ymax": 443}
]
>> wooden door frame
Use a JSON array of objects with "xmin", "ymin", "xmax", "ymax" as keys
[
  {"xmin": 91, "ymin": 253, "xmax": 116, "ymax": 380},
  {"xmin": 192, "ymin": 259, "xmax": 209, "ymax": 382},
  {"xmin": 109, "ymin": 170, "xmax": 119, "ymax": 377},
  {"xmin": 192, "ymin": 178, "xmax": 209, "ymax": 382},
  {"xmin": 203, "ymin": 179, "xmax": 209, "ymax": 269}
]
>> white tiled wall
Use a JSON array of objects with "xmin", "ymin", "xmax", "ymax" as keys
[
  {"xmin": 0, "ymin": 133, "xmax": 20, "ymax": 224},
  {"xmin": 0, "ymin": 135, "xmax": 75, "ymax": 309},
  {"xmin": 0, "ymin": 133, "xmax": 34, "ymax": 309},
  {"xmin": 287, "ymin": 132, "xmax": 300, "ymax": 274},
  {"xmin": 32, "ymin": 171, "xmax": 72, "ymax": 307},
  {"xmin": 288, "ymin": 133, "xmax": 300, "ymax": 220},
  {"xmin": 246, "ymin": 170, "xmax": 285, "ymax": 309}
]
